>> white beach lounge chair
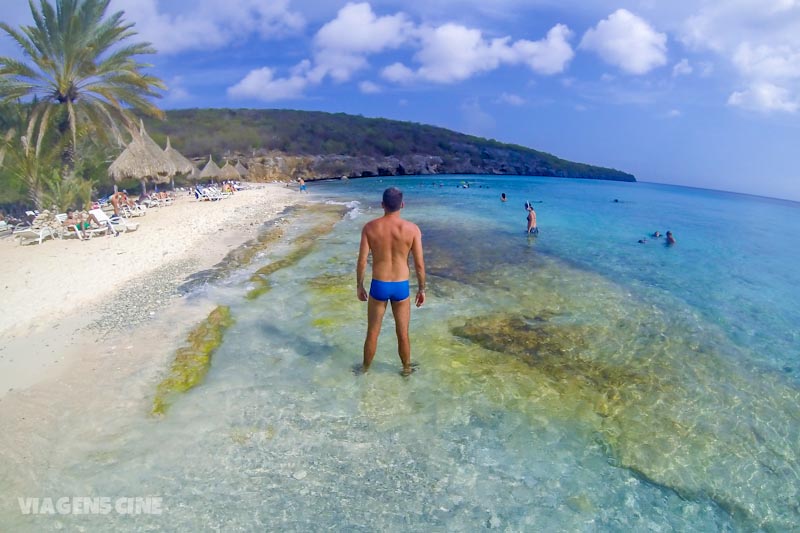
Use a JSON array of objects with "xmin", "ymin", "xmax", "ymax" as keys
[
  {"xmin": 121, "ymin": 204, "xmax": 146, "ymax": 217},
  {"xmin": 54, "ymin": 213, "xmax": 86, "ymax": 240},
  {"xmin": 90, "ymin": 209, "xmax": 139, "ymax": 233},
  {"xmin": 14, "ymin": 225, "xmax": 56, "ymax": 245}
]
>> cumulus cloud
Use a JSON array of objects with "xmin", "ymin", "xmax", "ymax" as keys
[
  {"xmin": 413, "ymin": 24, "xmax": 513, "ymax": 83},
  {"xmin": 580, "ymin": 9, "xmax": 667, "ymax": 75},
  {"xmin": 312, "ymin": 2, "xmax": 414, "ymax": 82},
  {"xmin": 678, "ymin": 0, "xmax": 800, "ymax": 112},
  {"xmin": 728, "ymin": 82, "xmax": 799, "ymax": 112},
  {"xmin": 382, "ymin": 62, "xmax": 416, "ymax": 83},
  {"xmin": 227, "ymin": 65, "xmax": 310, "ymax": 101},
  {"xmin": 382, "ymin": 22, "xmax": 574, "ymax": 84},
  {"xmin": 512, "ymin": 24, "xmax": 574, "ymax": 75},
  {"xmin": 109, "ymin": 0, "xmax": 305, "ymax": 54},
  {"xmin": 672, "ymin": 58, "xmax": 692, "ymax": 77},
  {"xmin": 229, "ymin": 2, "xmax": 416, "ymax": 101},
  {"xmin": 229, "ymin": 2, "xmax": 575, "ymax": 100}
]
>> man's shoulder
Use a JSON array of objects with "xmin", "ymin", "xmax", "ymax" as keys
[{"xmin": 401, "ymin": 219, "xmax": 421, "ymax": 231}]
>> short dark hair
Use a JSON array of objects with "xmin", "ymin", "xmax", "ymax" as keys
[{"xmin": 382, "ymin": 187, "xmax": 403, "ymax": 212}]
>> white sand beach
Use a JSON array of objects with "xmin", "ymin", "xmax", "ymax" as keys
[{"xmin": 0, "ymin": 184, "xmax": 302, "ymax": 396}]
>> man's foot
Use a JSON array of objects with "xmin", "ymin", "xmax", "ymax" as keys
[{"xmin": 400, "ymin": 362, "xmax": 419, "ymax": 377}]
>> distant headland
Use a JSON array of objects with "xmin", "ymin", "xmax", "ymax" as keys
[{"xmin": 144, "ymin": 109, "xmax": 636, "ymax": 183}]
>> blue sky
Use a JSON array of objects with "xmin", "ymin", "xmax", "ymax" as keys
[{"xmin": 2, "ymin": 1, "xmax": 799, "ymax": 201}]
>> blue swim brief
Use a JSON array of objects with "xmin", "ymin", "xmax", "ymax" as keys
[{"xmin": 369, "ymin": 279, "xmax": 410, "ymax": 302}]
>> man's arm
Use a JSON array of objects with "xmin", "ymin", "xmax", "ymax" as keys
[
  {"xmin": 356, "ymin": 226, "xmax": 370, "ymax": 301},
  {"xmin": 411, "ymin": 226, "xmax": 426, "ymax": 307}
]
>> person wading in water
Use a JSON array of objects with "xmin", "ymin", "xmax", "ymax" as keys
[{"xmin": 356, "ymin": 187, "xmax": 426, "ymax": 375}]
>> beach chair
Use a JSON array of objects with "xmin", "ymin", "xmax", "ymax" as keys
[
  {"xmin": 122, "ymin": 204, "xmax": 147, "ymax": 217},
  {"xmin": 14, "ymin": 225, "xmax": 56, "ymax": 245},
  {"xmin": 0, "ymin": 221, "xmax": 10, "ymax": 235},
  {"xmin": 89, "ymin": 209, "xmax": 139, "ymax": 233},
  {"xmin": 54, "ymin": 213, "xmax": 86, "ymax": 240}
]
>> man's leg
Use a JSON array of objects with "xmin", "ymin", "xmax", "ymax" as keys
[
  {"xmin": 363, "ymin": 296, "xmax": 388, "ymax": 371},
  {"xmin": 390, "ymin": 298, "xmax": 411, "ymax": 372}
]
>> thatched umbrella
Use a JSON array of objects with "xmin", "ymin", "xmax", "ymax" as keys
[
  {"xmin": 163, "ymin": 136, "xmax": 195, "ymax": 189},
  {"xmin": 108, "ymin": 122, "xmax": 176, "ymax": 194},
  {"xmin": 199, "ymin": 155, "xmax": 221, "ymax": 182},
  {"xmin": 220, "ymin": 160, "xmax": 240, "ymax": 181},
  {"xmin": 234, "ymin": 160, "xmax": 248, "ymax": 178}
]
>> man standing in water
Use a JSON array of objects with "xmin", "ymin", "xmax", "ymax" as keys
[{"xmin": 357, "ymin": 187, "xmax": 426, "ymax": 375}]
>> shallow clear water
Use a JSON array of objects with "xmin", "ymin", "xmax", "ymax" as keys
[{"xmin": 4, "ymin": 176, "xmax": 799, "ymax": 531}]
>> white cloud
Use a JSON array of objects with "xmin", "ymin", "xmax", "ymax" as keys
[
  {"xmin": 666, "ymin": 109, "xmax": 682, "ymax": 117},
  {"xmin": 728, "ymin": 82, "xmax": 799, "ymax": 112},
  {"xmin": 312, "ymin": 2, "xmax": 413, "ymax": 82},
  {"xmin": 413, "ymin": 24, "xmax": 513, "ymax": 83},
  {"xmin": 672, "ymin": 58, "xmax": 692, "ymax": 77},
  {"xmin": 511, "ymin": 23, "xmax": 574, "ymax": 75},
  {"xmin": 359, "ymin": 80, "xmax": 382, "ymax": 94},
  {"xmin": 381, "ymin": 62, "xmax": 416, "ymax": 83},
  {"xmin": 314, "ymin": 2, "xmax": 412, "ymax": 54},
  {"xmin": 678, "ymin": 1, "xmax": 800, "ymax": 113},
  {"xmin": 109, "ymin": 0, "xmax": 305, "ymax": 54},
  {"xmin": 384, "ymin": 22, "xmax": 574, "ymax": 84},
  {"xmin": 496, "ymin": 93, "xmax": 525, "ymax": 106},
  {"xmin": 580, "ymin": 9, "xmax": 667, "ymax": 75},
  {"xmin": 732, "ymin": 43, "xmax": 800, "ymax": 80},
  {"xmin": 227, "ymin": 66, "xmax": 309, "ymax": 101}
]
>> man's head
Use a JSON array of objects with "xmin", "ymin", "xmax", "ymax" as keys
[{"xmin": 382, "ymin": 187, "xmax": 403, "ymax": 213}]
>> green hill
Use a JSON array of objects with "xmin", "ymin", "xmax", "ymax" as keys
[{"xmin": 143, "ymin": 108, "xmax": 635, "ymax": 182}]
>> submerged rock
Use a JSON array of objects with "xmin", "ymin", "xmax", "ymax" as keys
[{"xmin": 450, "ymin": 311, "xmax": 800, "ymax": 531}]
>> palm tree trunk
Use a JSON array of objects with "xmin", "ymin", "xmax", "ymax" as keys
[{"xmin": 140, "ymin": 178, "xmax": 147, "ymax": 195}]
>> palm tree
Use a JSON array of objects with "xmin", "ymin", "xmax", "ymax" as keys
[{"xmin": 0, "ymin": 0, "xmax": 165, "ymax": 163}]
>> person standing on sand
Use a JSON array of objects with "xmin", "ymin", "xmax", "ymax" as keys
[
  {"xmin": 298, "ymin": 178, "xmax": 308, "ymax": 193},
  {"xmin": 526, "ymin": 202, "xmax": 538, "ymax": 234},
  {"xmin": 357, "ymin": 187, "xmax": 426, "ymax": 375}
]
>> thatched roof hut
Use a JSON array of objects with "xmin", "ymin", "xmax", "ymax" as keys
[
  {"xmin": 164, "ymin": 137, "xmax": 195, "ymax": 175},
  {"xmin": 220, "ymin": 161, "xmax": 241, "ymax": 181},
  {"xmin": 234, "ymin": 160, "xmax": 248, "ymax": 178},
  {"xmin": 108, "ymin": 122, "xmax": 176, "ymax": 192},
  {"xmin": 199, "ymin": 155, "xmax": 221, "ymax": 180}
]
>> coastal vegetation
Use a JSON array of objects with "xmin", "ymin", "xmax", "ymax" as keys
[
  {"xmin": 0, "ymin": 0, "xmax": 165, "ymax": 210},
  {"xmin": 145, "ymin": 109, "xmax": 636, "ymax": 182}
]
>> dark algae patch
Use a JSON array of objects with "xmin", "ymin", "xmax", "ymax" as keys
[
  {"xmin": 152, "ymin": 306, "xmax": 234, "ymax": 415},
  {"xmin": 246, "ymin": 205, "xmax": 348, "ymax": 300}
]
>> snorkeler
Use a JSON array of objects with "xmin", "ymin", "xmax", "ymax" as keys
[
  {"xmin": 526, "ymin": 202, "xmax": 538, "ymax": 235},
  {"xmin": 357, "ymin": 187, "xmax": 426, "ymax": 375}
]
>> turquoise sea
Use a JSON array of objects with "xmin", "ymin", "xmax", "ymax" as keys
[{"xmin": 3, "ymin": 175, "xmax": 799, "ymax": 531}]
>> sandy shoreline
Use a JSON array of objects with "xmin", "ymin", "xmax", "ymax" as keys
[{"xmin": 0, "ymin": 184, "xmax": 303, "ymax": 396}]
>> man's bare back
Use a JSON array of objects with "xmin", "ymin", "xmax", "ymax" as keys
[{"xmin": 356, "ymin": 187, "xmax": 425, "ymax": 375}]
